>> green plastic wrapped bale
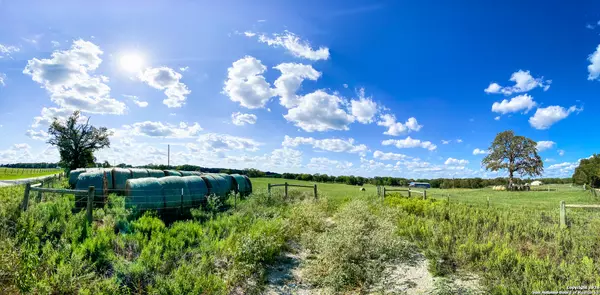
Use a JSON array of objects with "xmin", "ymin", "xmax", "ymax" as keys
[
  {"xmin": 125, "ymin": 178, "xmax": 163, "ymax": 210},
  {"xmin": 147, "ymin": 169, "xmax": 166, "ymax": 178},
  {"xmin": 181, "ymin": 176, "xmax": 208, "ymax": 206},
  {"xmin": 159, "ymin": 176, "xmax": 190, "ymax": 209},
  {"xmin": 179, "ymin": 170, "xmax": 196, "ymax": 176},
  {"xmin": 76, "ymin": 171, "xmax": 108, "ymax": 207},
  {"xmin": 190, "ymin": 171, "xmax": 202, "ymax": 176},
  {"xmin": 231, "ymin": 174, "xmax": 250, "ymax": 196},
  {"xmin": 218, "ymin": 173, "xmax": 236, "ymax": 193},
  {"xmin": 130, "ymin": 168, "xmax": 149, "ymax": 179},
  {"xmin": 164, "ymin": 170, "xmax": 182, "ymax": 177},
  {"xmin": 201, "ymin": 174, "xmax": 228, "ymax": 199},
  {"xmin": 112, "ymin": 168, "xmax": 132, "ymax": 192},
  {"xmin": 68, "ymin": 169, "xmax": 86, "ymax": 188},
  {"xmin": 243, "ymin": 175, "xmax": 252, "ymax": 194}
]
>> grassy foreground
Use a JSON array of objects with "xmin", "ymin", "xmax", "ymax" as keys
[
  {"xmin": 0, "ymin": 168, "xmax": 61, "ymax": 180},
  {"xmin": 0, "ymin": 178, "xmax": 599, "ymax": 294}
]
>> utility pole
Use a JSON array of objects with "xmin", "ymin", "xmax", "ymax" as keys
[{"xmin": 168, "ymin": 144, "xmax": 170, "ymax": 168}]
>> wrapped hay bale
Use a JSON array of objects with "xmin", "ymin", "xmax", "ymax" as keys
[
  {"xmin": 130, "ymin": 168, "xmax": 149, "ymax": 179},
  {"xmin": 190, "ymin": 171, "xmax": 202, "ymax": 176},
  {"xmin": 125, "ymin": 178, "xmax": 163, "ymax": 210},
  {"xmin": 147, "ymin": 169, "xmax": 166, "ymax": 178},
  {"xmin": 181, "ymin": 176, "xmax": 208, "ymax": 206},
  {"xmin": 68, "ymin": 169, "xmax": 86, "ymax": 188},
  {"xmin": 76, "ymin": 171, "xmax": 111, "ymax": 207},
  {"xmin": 112, "ymin": 168, "xmax": 133, "ymax": 193},
  {"xmin": 218, "ymin": 173, "xmax": 236, "ymax": 193},
  {"xmin": 231, "ymin": 174, "xmax": 250, "ymax": 196},
  {"xmin": 200, "ymin": 174, "xmax": 228, "ymax": 199},
  {"xmin": 164, "ymin": 170, "xmax": 182, "ymax": 177},
  {"xmin": 179, "ymin": 170, "xmax": 196, "ymax": 176},
  {"xmin": 159, "ymin": 176, "xmax": 191, "ymax": 209},
  {"xmin": 243, "ymin": 175, "xmax": 252, "ymax": 194}
]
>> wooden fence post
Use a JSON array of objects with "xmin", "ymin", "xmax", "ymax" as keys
[
  {"xmin": 86, "ymin": 186, "xmax": 95, "ymax": 224},
  {"xmin": 383, "ymin": 187, "xmax": 386, "ymax": 199},
  {"xmin": 284, "ymin": 182, "xmax": 288, "ymax": 199},
  {"xmin": 447, "ymin": 194, "xmax": 449, "ymax": 203},
  {"xmin": 314, "ymin": 184, "xmax": 318, "ymax": 200},
  {"xmin": 268, "ymin": 183, "xmax": 271, "ymax": 198},
  {"xmin": 487, "ymin": 196, "xmax": 490, "ymax": 208},
  {"xmin": 22, "ymin": 183, "xmax": 31, "ymax": 211},
  {"xmin": 560, "ymin": 200, "xmax": 566, "ymax": 228},
  {"xmin": 37, "ymin": 181, "xmax": 44, "ymax": 202},
  {"xmin": 180, "ymin": 188, "xmax": 184, "ymax": 215},
  {"xmin": 423, "ymin": 190, "xmax": 427, "ymax": 200},
  {"xmin": 408, "ymin": 189, "xmax": 411, "ymax": 198}
]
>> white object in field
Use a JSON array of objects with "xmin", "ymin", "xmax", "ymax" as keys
[
  {"xmin": 531, "ymin": 180, "xmax": 543, "ymax": 186},
  {"xmin": 360, "ymin": 187, "xmax": 366, "ymax": 191}
]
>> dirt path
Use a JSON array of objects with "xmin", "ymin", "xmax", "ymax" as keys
[{"xmin": 263, "ymin": 245, "xmax": 483, "ymax": 295}]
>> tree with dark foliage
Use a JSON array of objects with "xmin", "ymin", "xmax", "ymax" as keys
[
  {"xmin": 482, "ymin": 130, "xmax": 543, "ymax": 188},
  {"xmin": 47, "ymin": 111, "xmax": 113, "ymax": 171},
  {"xmin": 572, "ymin": 154, "xmax": 600, "ymax": 187}
]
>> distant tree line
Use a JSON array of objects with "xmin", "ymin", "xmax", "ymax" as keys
[{"xmin": 0, "ymin": 162, "xmax": 59, "ymax": 168}]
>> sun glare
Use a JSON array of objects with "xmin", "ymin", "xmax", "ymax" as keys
[{"xmin": 119, "ymin": 54, "xmax": 144, "ymax": 72}]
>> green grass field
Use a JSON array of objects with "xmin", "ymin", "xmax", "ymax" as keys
[
  {"xmin": 253, "ymin": 177, "xmax": 595, "ymax": 210},
  {"xmin": 0, "ymin": 168, "xmax": 61, "ymax": 180}
]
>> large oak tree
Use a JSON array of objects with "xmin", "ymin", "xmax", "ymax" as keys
[
  {"xmin": 482, "ymin": 130, "xmax": 543, "ymax": 188},
  {"xmin": 47, "ymin": 111, "xmax": 113, "ymax": 171}
]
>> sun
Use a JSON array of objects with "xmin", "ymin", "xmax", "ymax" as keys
[{"xmin": 119, "ymin": 54, "xmax": 144, "ymax": 72}]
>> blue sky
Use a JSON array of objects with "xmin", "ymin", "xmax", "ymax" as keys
[{"xmin": 0, "ymin": 0, "xmax": 598, "ymax": 178}]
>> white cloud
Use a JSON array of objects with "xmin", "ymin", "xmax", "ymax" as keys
[
  {"xmin": 444, "ymin": 158, "xmax": 469, "ymax": 166},
  {"xmin": 0, "ymin": 73, "xmax": 5, "ymax": 86},
  {"xmin": 377, "ymin": 114, "xmax": 422, "ymax": 136},
  {"xmin": 283, "ymin": 135, "xmax": 368, "ymax": 155},
  {"xmin": 283, "ymin": 90, "xmax": 355, "ymax": 132},
  {"xmin": 373, "ymin": 150, "xmax": 410, "ymax": 161},
  {"xmin": 0, "ymin": 44, "xmax": 19, "ymax": 58},
  {"xmin": 588, "ymin": 44, "xmax": 600, "ymax": 80},
  {"xmin": 255, "ymin": 31, "xmax": 330, "ymax": 61},
  {"xmin": 545, "ymin": 158, "xmax": 555, "ymax": 162},
  {"xmin": 195, "ymin": 133, "xmax": 262, "ymax": 152},
  {"xmin": 0, "ymin": 144, "xmax": 33, "ymax": 164},
  {"xmin": 558, "ymin": 149, "xmax": 565, "ymax": 156},
  {"xmin": 536, "ymin": 140, "xmax": 555, "ymax": 152},
  {"xmin": 472, "ymin": 148, "xmax": 489, "ymax": 155},
  {"xmin": 484, "ymin": 70, "xmax": 550, "ymax": 95},
  {"xmin": 231, "ymin": 112, "xmax": 257, "ymax": 126},
  {"xmin": 223, "ymin": 56, "xmax": 274, "ymax": 109},
  {"xmin": 382, "ymin": 136, "xmax": 437, "ymax": 151},
  {"xmin": 456, "ymin": 139, "xmax": 463, "ymax": 143},
  {"xmin": 124, "ymin": 121, "xmax": 202, "ymax": 138},
  {"xmin": 350, "ymin": 88, "xmax": 378, "ymax": 124},
  {"xmin": 529, "ymin": 105, "xmax": 582, "ymax": 130},
  {"xmin": 307, "ymin": 157, "xmax": 353, "ymax": 171},
  {"xmin": 133, "ymin": 100, "xmax": 148, "ymax": 107},
  {"xmin": 494, "ymin": 116, "xmax": 500, "ymax": 121},
  {"xmin": 51, "ymin": 41, "xmax": 60, "ymax": 47},
  {"xmin": 491, "ymin": 94, "xmax": 536, "ymax": 114},
  {"xmin": 179, "ymin": 66, "xmax": 189, "ymax": 72},
  {"xmin": 441, "ymin": 140, "xmax": 450, "ymax": 144},
  {"xmin": 273, "ymin": 63, "xmax": 321, "ymax": 108},
  {"xmin": 31, "ymin": 107, "xmax": 88, "ymax": 128},
  {"xmin": 25, "ymin": 129, "xmax": 49, "ymax": 141},
  {"xmin": 139, "ymin": 67, "xmax": 190, "ymax": 108},
  {"xmin": 23, "ymin": 40, "xmax": 126, "ymax": 114},
  {"xmin": 343, "ymin": 83, "xmax": 348, "ymax": 88}
]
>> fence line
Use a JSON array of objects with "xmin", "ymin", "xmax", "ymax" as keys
[
  {"xmin": 268, "ymin": 182, "xmax": 318, "ymax": 200},
  {"xmin": 559, "ymin": 200, "xmax": 600, "ymax": 228},
  {"xmin": 378, "ymin": 186, "xmax": 427, "ymax": 200}
]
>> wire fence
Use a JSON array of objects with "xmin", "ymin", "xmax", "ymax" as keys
[{"xmin": 0, "ymin": 168, "xmax": 61, "ymax": 175}]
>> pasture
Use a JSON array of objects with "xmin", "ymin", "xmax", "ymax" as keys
[
  {"xmin": 0, "ymin": 167, "xmax": 61, "ymax": 180},
  {"xmin": 0, "ymin": 176, "xmax": 599, "ymax": 294}
]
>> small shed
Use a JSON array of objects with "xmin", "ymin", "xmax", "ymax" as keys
[
  {"xmin": 409, "ymin": 182, "xmax": 431, "ymax": 189},
  {"xmin": 531, "ymin": 180, "xmax": 543, "ymax": 186}
]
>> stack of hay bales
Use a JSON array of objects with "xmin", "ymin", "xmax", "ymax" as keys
[
  {"xmin": 200, "ymin": 174, "xmax": 229, "ymax": 199},
  {"xmin": 218, "ymin": 173, "xmax": 237, "ymax": 193},
  {"xmin": 182, "ymin": 176, "xmax": 208, "ymax": 207},
  {"xmin": 68, "ymin": 169, "xmax": 88, "ymax": 188},
  {"xmin": 147, "ymin": 169, "xmax": 166, "ymax": 178},
  {"xmin": 159, "ymin": 176, "xmax": 191, "ymax": 209},
  {"xmin": 130, "ymin": 168, "xmax": 149, "ymax": 178},
  {"xmin": 112, "ymin": 168, "xmax": 133, "ymax": 194},
  {"xmin": 492, "ymin": 185, "xmax": 507, "ymax": 191},
  {"xmin": 231, "ymin": 174, "xmax": 252, "ymax": 196},
  {"xmin": 179, "ymin": 171, "xmax": 196, "ymax": 176}
]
